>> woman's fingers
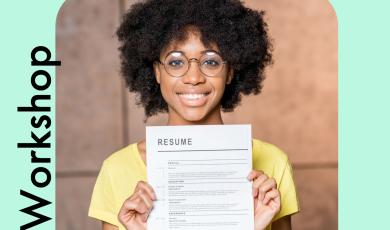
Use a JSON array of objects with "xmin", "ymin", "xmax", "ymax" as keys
[
  {"xmin": 262, "ymin": 188, "xmax": 280, "ymax": 206},
  {"xmin": 120, "ymin": 196, "xmax": 147, "ymax": 217},
  {"xmin": 249, "ymin": 171, "xmax": 281, "ymax": 230},
  {"xmin": 137, "ymin": 192, "xmax": 154, "ymax": 222},
  {"xmin": 247, "ymin": 170, "xmax": 264, "ymax": 181},
  {"xmin": 135, "ymin": 183, "xmax": 156, "ymax": 222},
  {"xmin": 118, "ymin": 182, "xmax": 156, "ymax": 226},
  {"xmin": 118, "ymin": 198, "xmax": 137, "ymax": 225},
  {"xmin": 248, "ymin": 170, "xmax": 267, "ymax": 198},
  {"xmin": 259, "ymin": 178, "xmax": 277, "ymax": 201},
  {"xmin": 269, "ymin": 199, "xmax": 280, "ymax": 211},
  {"xmin": 136, "ymin": 181, "xmax": 157, "ymax": 201},
  {"xmin": 118, "ymin": 196, "xmax": 150, "ymax": 227},
  {"xmin": 252, "ymin": 174, "xmax": 269, "ymax": 199},
  {"xmin": 247, "ymin": 170, "xmax": 280, "ymax": 212}
]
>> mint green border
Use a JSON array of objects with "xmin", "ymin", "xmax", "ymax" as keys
[
  {"xmin": 329, "ymin": 0, "xmax": 390, "ymax": 229},
  {"xmin": 0, "ymin": 1, "xmax": 64, "ymax": 229},
  {"xmin": 1, "ymin": 0, "xmax": 390, "ymax": 229}
]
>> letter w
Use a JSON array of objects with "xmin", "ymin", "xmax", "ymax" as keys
[{"xmin": 19, "ymin": 190, "xmax": 52, "ymax": 229}]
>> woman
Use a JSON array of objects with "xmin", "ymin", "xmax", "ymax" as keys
[{"xmin": 89, "ymin": 0, "xmax": 299, "ymax": 229}]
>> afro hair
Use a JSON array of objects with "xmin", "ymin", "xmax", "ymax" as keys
[{"xmin": 117, "ymin": 0, "xmax": 272, "ymax": 117}]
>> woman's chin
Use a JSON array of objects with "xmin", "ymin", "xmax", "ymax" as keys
[
  {"xmin": 180, "ymin": 110, "xmax": 208, "ymax": 123},
  {"xmin": 168, "ymin": 103, "xmax": 222, "ymax": 125}
]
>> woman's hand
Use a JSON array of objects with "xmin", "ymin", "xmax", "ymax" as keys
[
  {"xmin": 247, "ymin": 170, "xmax": 281, "ymax": 230},
  {"xmin": 118, "ymin": 181, "xmax": 156, "ymax": 230}
]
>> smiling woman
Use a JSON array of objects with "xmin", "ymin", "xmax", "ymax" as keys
[
  {"xmin": 88, "ymin": 1, "xmax": 299, "ymax": 230},
  {"xmin": 56, "ymin": 0, "xmax": 338, "ymax": 229}
]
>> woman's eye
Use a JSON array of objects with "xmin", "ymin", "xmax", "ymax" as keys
[
  {"xmin": 203, "ymin": 59, "xmax": 220, "ymax": 67},
  {"xmin": 168, "ymin": 60, "xmax": 185, "ymax": 68}
]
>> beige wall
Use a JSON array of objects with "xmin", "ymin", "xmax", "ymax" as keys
[{"xmin": 56, "ymin": 0, "xmax": 338, "ymax": 229}]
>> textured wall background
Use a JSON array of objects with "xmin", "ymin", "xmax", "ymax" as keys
[{"xmin": 56, "ymin": 0, "xmax": 338, "ymax": 229}]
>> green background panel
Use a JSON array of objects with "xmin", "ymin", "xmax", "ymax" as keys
[
  {"xmin": 0, "ymin": 1, "xmax": 64, "ymax": 229},
  {"xmin": 330, "ymin": 0, "xmax": 390, "ymax": 229}
]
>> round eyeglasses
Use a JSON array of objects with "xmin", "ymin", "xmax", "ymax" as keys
[{"xmin": 157, "ymin": 50, "xmax": 227, "ymax": 78}]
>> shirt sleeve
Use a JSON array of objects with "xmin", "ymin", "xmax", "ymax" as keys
[
  {"xmin": 88, "ymin": 161, "xmax": 119, "ymax": 226},
  {"xmin": 273, "ymin": 157, "xmax": 300, "ymax": 221}
]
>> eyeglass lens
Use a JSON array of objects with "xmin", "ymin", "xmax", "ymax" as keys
[{"xmin": 163, "ymin": 51, "xmax": 224, "ymax": 77}]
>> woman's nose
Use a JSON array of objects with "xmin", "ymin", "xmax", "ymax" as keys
[{"xmin": 181, "ymin": 61, "xmax": 206, "ymax": 85}]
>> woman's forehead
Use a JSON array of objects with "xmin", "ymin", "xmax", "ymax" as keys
[{"xmin": 161, "ymin": 31, "xmax": 219, "ymax": 57}]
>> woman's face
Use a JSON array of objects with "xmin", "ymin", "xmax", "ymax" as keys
[{"xmin": 154, "ymin": 31, "xmax": 232, "ymax": 125}]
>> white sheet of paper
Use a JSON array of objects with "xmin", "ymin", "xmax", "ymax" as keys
[{"xmin": 146, "ymin": 125, "xmax": 253, "ymax": 230}]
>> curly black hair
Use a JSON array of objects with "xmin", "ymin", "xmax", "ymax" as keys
[{"xmin": 117, "ymin": 0, "xmax": 272, "ymax": 117}]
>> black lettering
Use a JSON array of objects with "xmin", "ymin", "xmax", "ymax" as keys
[
  {"xmin": 20, "ymin": 190, "xmax": 52, "ymax": 229},
  {"xmin": 31, "ymin": 46, "xmax": 61, "ymax": 66},
  {"xmin": 17, "ymin": 131, "xmax": 51, "ymax": 148},
  {"xmin": 31, "ymin": 150, "xmax": 51, "ymax": 163},
  {"xmin": 31, "ymin": 167, "xmax": 51, "ymax": 188},
  {"xmin": 31, "ymin": 70, "xmax": 51, "ymax": 91},
  {"xmin": 31, "ymin": 115, "xmax": 51, "ymax": 129},
  {"xmin": 158, "ymin": 139, "xmax": 162, "ymax": 145},
  {"xmin": 17, "ymin": 95, "xmax": 51, "ymax": 112}
]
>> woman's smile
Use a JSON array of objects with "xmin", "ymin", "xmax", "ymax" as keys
[{"xmin": 176, "ymin": 90, "xmax": 211, "ymax": 107}]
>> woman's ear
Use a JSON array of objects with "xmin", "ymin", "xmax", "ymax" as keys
[
  {"xmin": 226, "ymin": 67, "xmax": 234, "ymax": 84},
  {"xmin": 153, "ymin": 62, "xmax": 161, "ymax": 84}
]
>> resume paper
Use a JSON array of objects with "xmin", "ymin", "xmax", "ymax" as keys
[{"xmin": 146, "ymin": 125, "xmax": 254, "ymax": 230}]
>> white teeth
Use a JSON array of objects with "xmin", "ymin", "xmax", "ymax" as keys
[{"xmin": 178, "ymin": 93, "xmax": 208, "ymax": 100}]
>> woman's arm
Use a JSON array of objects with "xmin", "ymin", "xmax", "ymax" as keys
[
  {"xmin": 102, "ymin": 221, "xmax": 118, "ymax": 230},
  {"xmin": 271, "ymin": 215, "xmax": 291, "ymax": 230}
]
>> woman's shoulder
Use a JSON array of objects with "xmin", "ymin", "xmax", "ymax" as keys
[
  {"xmin": 253, "ymin": 138, "xmax": 288, "ymax": 160},
  {"xmin": 252, "ymin": 138, "xmax": 290, "ymax": 175},
  {"xmin": 102, "ymin": 143, "xmax": 141, "ymax": 169},
  {"xmin": 93, "ymin": 143, "xmax": 147, "ymax": 207}
]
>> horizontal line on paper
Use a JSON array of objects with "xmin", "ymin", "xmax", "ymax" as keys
[
  {"xmin": 170, "ymin": 159, "xmax": 246, "ymax": 161},
  {"xmin": 170, "ymin": 209, "xmax": 249, "ymax": 212},
  {"xmin": 175, "ymin": 213, "xmax": 248, "ymax": 216},
  {"xmin": 168, "ymin": 177, "xmax": 246, "ymax": 180},
  {"xmin": 174, "ymin": 182, "xmax": 247, "ymax": 184},
  {"xmin": 159, "ymin": 148, "xmax": 248, "ymax": 152},
  {"xmin": 177, "ymin": 163, "xmax": 247, "ymax": 166}
]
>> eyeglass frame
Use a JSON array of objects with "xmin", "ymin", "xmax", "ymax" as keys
[{"xmin": 156, "ymin": 50, "xmax": 228, "ymax": 78}]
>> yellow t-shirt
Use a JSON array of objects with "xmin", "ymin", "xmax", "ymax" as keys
[{"xmin": 88, "ymin": 139, "xmax": 300, "ymax": 229}]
